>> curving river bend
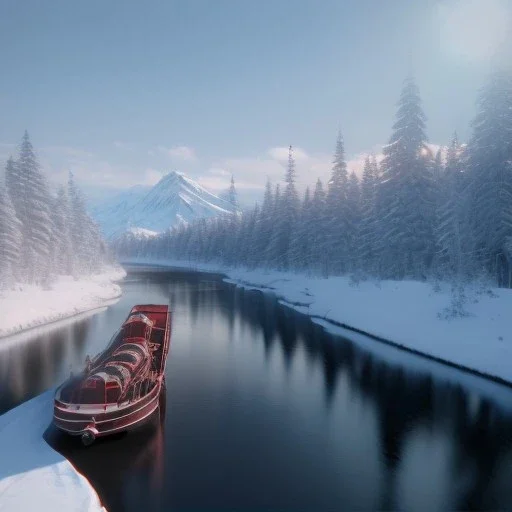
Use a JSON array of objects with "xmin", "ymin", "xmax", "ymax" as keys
[{"xmin": 2, "ymin": 266, "xmax": 512, "ymax": 511}]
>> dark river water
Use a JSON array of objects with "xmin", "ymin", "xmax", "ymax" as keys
[{"xmin": 2, "ymin": 267, "xmax": 512, "ymax": 511}]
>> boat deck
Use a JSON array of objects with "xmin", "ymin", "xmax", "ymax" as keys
[{"xmin": 53, "ymin": 304, "xmax": 171, "ymax": 444}]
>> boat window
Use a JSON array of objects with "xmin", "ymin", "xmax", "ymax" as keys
[{"xmin": 123, "ymin": 322, "xmax": 147, "ymax": 339}]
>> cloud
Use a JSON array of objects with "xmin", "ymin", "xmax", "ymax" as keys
[
  {"xmin": 346, "ymin": 148, "xmax": 385, "ymax": 176},
  {"xmin": 18, "ymin": 138, "xmax": 448, "ymax": 208},
  {"xmin": 207, "ymin": 167, "xmax": 231, "ymax": 177},
  {"xmin": 157, "ymin": 145, "xmax": 196, "ymax": 161},
  {"xmin": 203, "ymin": 146, "xmax": 379, "ymax": 199},
  {"xmin": 41, "ymin": 145, "xmax": 95, "ymax": 159},
  {"xmin": 113, "ymin": 141, "xmax": 132, "ymax": 150},
  {"xmin": 267, "ymin": 146, "xmax": 309, "ymax": 163},
  {"xmin": 143, "ymin": 168, "xmax": 166, "ymax": 186}
]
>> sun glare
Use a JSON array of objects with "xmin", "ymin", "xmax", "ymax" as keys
[{"xmin": 437, "ymin": 0, "xmax": 511, "ymax": 62}]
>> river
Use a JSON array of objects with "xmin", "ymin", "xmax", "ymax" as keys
[{"xmin": 2, "ymin": 266, "xmax": 512, "ymax": 511}]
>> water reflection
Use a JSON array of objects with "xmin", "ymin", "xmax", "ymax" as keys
[
  {"xmin": 3, "ymin": 269, "xmax": 512, "ymax": 510},
  {"xmin": 46, "ymin": 384, "xmax": 167, "ymax": 512},
  {"xmin": 204, "ymin": 279, "xmax": 512, "ymax": 510},
  {"xmin": 0, "ymin": 320, "xmax": 92, "ymax": 415}
]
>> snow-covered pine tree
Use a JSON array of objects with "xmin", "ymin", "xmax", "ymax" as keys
[
  {"xmin": 467, "ymin": 68, "xmax": 512, "ymax": 286},
  {"xmin": 68, "ymin": 171, "xmax": 109, "ymax": 276},
  {"xmin": 216, "ymin": 217, "xmax": 227, "ymax": 263},
  {"xmin": 0, "ymin": 185, "xmax": 23, "ymax": 288},
  {"xmin": 377, "ymin": 76, "xmax": 435, "ymax": 280},
  {"xmin": 68, "ymin": 171, "xmax": 86, "ymax": 275},
  {"xmin": 254, "ymin": 178, "xmax": 274, "ymax": 267},
  {"xmin": 224, "ymin": 211, "xmax": 241, "ymax": 266},
  {"xmin": 435, "ymin": 137, "xmax": 458, "ymax": 275},
  {"xmin": 227, "ymin": 175, "xmax": 239, "ymax": 210},
  {"xmin": 432, "ymin": 148, "xmax": 443, "ymax": 186},
  {"xmin": 5, "ymin": 156, "xmax": 25, "ymax": 224},
  {"xmin": 266, "ymin": 183, "xmax": 283, "ymax": 268},
  {"xmin": 17, "ymin": 131, "xmax": 53, "ymax": 284},
  {"xmin": 281, "ymin": 145, "xmax": 300, "ymax": 269},
  {"xmin": 284, "ymin": 146, "xmax": 299, "ymax": 209},
  {"xmin": 240, "ymin": 205, "xmax": 260, "ymax": 268},
  {"xmin": 435, "ymin": 134, "xmax": 473, "ymax": 316},
  {"xmin": 288, "ymin": 187, "xmax": 312, "ymax": 272},
  {"xmin": 84, "ymin": 217, "xmax": 107, "ymax": 273},
  {"xmin": 346, "ymin": 171, "xmax": 361, "ymax": 274},
  {"xmin": 326, "ymin": 130, "xmax": 350, "ymax": 275},
  {"xmin": 430, "ymin": 148, "xmax": 445, "ymax": 279},
  {"xmin": 270, "ymin": 145, "xmax": 301, "ymax": 270},
  {"xmin": 50, "ymin": 186, "xmax": 73, "ymax": 275},
  {"xmin": 309, "ymin": 178, "xmax": 329, "ymax": 276},
  {"xmin": 358, "ymin": 156, "xmax": 379, "ymax": 275}
]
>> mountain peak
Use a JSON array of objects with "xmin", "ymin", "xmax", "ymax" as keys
[{"xmin": 92, "ymin": 171, "xmax": 237, "ymax": 239}]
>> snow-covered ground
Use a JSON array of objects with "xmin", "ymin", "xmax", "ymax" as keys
[
  {"xmin": 0, "ymin": 390, "xmax": 105, "ymax": 511},
  {"xmin": 0, "ymin": 266, "xmax": 126, "ymax": 338},
  {"xmin": 0, "ymin": 267, "xmax": 125, "ymax": 510},
  {"xmin": 128, "ymin": 259, "xmax": 512, "ymax": 385}
]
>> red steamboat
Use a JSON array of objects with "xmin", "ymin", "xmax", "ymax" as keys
[{"xmin": 53, "ymin": 305, "xmax": 171, "ymax": 446}]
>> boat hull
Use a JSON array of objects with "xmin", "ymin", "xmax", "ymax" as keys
[
  {"xmin": 53, "ymin": 304, "xmax": 171, "ymax": 445},
  {"xmin": 54, "ymin": 376, "xmax": 163, "ymax": 439}
]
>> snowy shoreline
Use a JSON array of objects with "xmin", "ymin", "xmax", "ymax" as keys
[
  {"xmin": 0, "ymin": 267, "xmax": 125, "ymax": 511},
  {"xmin": 127, "ymin": 259, "xmax": 512, "ymax": 386},
  {"xmin": 0, "ymin": 391, "xmax": 105, "ymax": 511},
  {"xmin": 0, "ymin": 266, "xmax": 126, "ymax": 339}
]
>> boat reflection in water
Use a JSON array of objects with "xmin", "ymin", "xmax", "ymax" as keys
[{"xmin": 46, "ymin": 383, "xmax": 167, "ymax": 510}]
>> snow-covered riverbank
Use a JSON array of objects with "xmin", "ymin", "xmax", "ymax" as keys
[
  {"xmin": 0, "ymin": 391, "xmax": 104, "ymax": 511},
  {"xmin": 0, "ymin": 266, "xmax": 126, "ymax": 338},
  {"xmin": 128, "ymin": 259, "xmax": 512, "ymax": 385}
]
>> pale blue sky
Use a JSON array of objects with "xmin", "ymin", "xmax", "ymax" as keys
[{"xmin": 1, "ymin": 0, "xmax": 510, "ymax": 203}]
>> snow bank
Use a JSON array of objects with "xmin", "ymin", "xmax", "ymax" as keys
[
  {"xmin": 0, "ymin": 266, "xmax": 126, "ymax": 338},
  {"xmin": 127, "ymin": 259, "xmax": 512, "ymax": 385},
  {"xmin": 0, "ymin": 390, "xmax": 104, "ymax": 511}
]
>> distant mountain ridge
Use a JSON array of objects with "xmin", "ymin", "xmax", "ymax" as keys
[{"xmin": 91, "ymin": 171, "xmax": 237, "ymax": 239}]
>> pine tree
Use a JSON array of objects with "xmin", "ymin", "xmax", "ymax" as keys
[
  {"xmin": 346, "ymin": 171, "xmax": 361, "ymax": 273},
  {"xmin": 310, "ymin": 178, "xmax": 329, "ymax": 276},
  {"xmin": 255, "ymin": 178, "xmax": 274, "ymax": 267},
  {"xmin": 436, "ymin": 137, "xmax": 457, "ymax": 273},
  {"xmin": 283, "ymin": 145, "xmax": 300, "ymax": 213},
  {"xmin": 358, "ymin": 156, "xmax": 379, "ymax": 274},
  {"xmin": 228, "ymin": 175, "xmax": 239, "ymax": 210},
  {"xmin": 0, "ymin": 185, "xmax": 23, "ymax": 287},
  {"xmin": 241, "ymin": 205, "xmax": 260, "ymax": 268},
  {"xmin": 435, "ymin": 135, "xmax": 474, "ymax": 315},
  {"xmin": 5, "ymin": 156, "xmax": 24, "ymax": 221},
  {"xmin": 50, "ymin": 186, "xmax": 73, "ymax": 275},
  {"xmin": 279, "ymin": 146, "xmax": 300, "ymax": 269},
  {"xmin": 266, "ymin": 183, "xmax": 282, "ymax": 268},
  {"xmin": 68, "ymin": 171, "xmax": 109, "ymax": 276},
  {"xmin": 263, "ymin": 148, "xmax": 301, "ymax": 270},
  {"xmin": 378, "ymin": 76, "xmax": 434, "ymax": 280},
  {"xmin": 17, "ymin": 131, "xmax": 53, "ymax": 283},
  {"xmin": 468, "ymin": 68, "xmax": 512, "ymax": 285},
  {"xmin": 289, "ymin": 187, "xmax": 311, "ymax": 271},
  {"xmin": 326, "ymin": 130, "xmax": 350, "ymax": 274}
]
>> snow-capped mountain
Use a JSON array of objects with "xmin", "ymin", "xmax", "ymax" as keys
[
  {"xmin": 91, "ymin": 171, "xmax": 237, "ymax": 239},
  {"xmin": 126, "ymin": 227, "xmax": 159, "ymax": 238}
]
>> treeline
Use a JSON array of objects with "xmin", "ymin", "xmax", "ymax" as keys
[
  {"xmin": 115, "ymin": 70, "xmax": 512, "ymax": 291},
  {"xmin": 0, "ymin": 131, "xmax": 110, "ymax": 289}
]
